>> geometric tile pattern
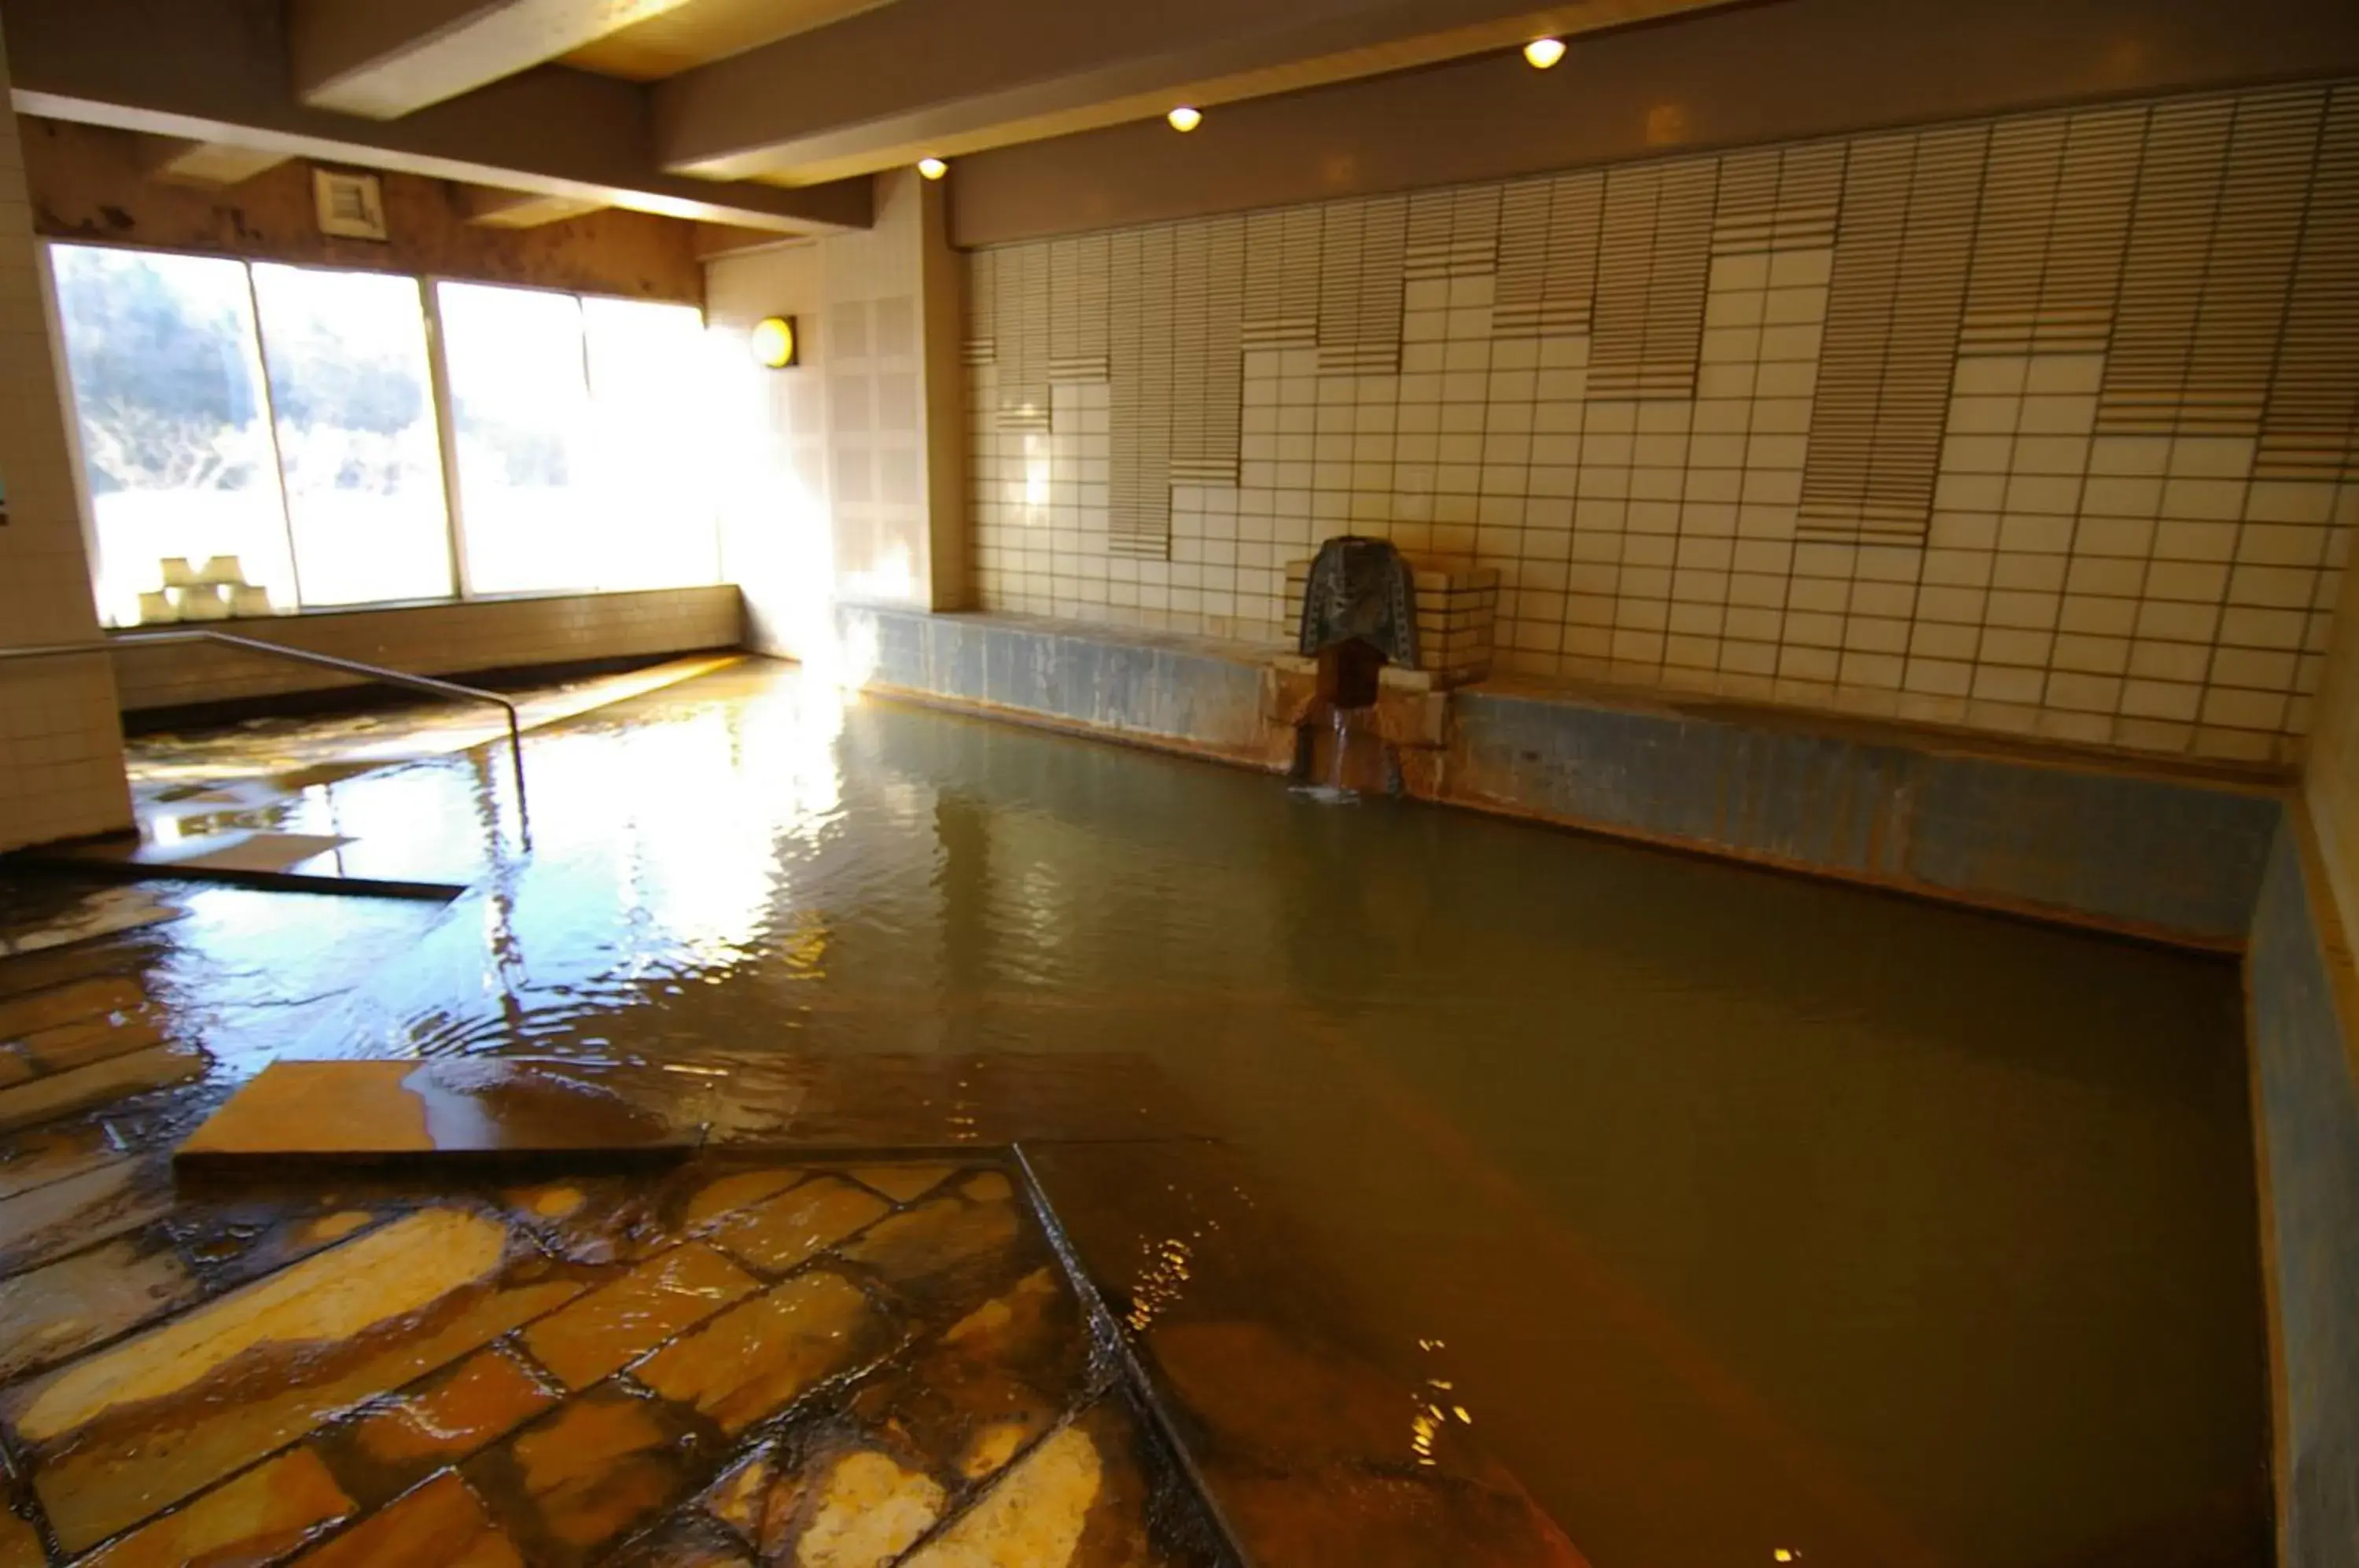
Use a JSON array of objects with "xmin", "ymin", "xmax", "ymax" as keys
[{"xmin": 969, "ymin": 77, "xmax": 2359, "ymax": 764}]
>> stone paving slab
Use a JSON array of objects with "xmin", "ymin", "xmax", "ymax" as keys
[
  {"xmin": 0, "ymin": 1047, "xmax": 205, "ymax": 1137},
  {"xmin": 175, "ymin": 1060, "xmax": 707, "ymax": 1169},
  {"xmin": 0, "ymin": 1150, "xmax": 1239, "ymax": 1567},
  {"xmin": 0, "ymin": 889, "xmax": 183, "ymax": 959}
]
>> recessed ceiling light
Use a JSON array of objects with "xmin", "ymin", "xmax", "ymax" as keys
[
  {"xmin": 917, "ymin": 156, "xmax": 948, "ymax": 179},
  {"xmin": 1523, "ymin": 37, "xmax": 1566, "ymax": 68},
  {"xmin": 1167, "ymin": 106, "xmax": 1203, "ymax": 133}
]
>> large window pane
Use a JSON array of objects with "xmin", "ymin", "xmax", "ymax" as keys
[
  {"xmin": 52, "ymin": 245, "xmax": 295, "ymax": 627},
  {"xmin": 437, "ymin": 281, "xmax": 594, "ymax": 596},
  {"xmin": 582, "ymin": 296, "xmax": 722, "ymax": 589},
  {"xmin": 441, "ymin": 283, "xmax": 722, "ymax": 597},
  {"xmin": 252, "ymin": 264, "xmax": 452, "ymax": 606}
]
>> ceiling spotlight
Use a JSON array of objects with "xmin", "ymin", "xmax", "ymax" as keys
[
  {"xmin": 917, "ymin": 156, "xmax": 948, "ymax": 179},
  {"xmin": 1167, "ymin": 105, "xmax": 1203, "ymax": 133},
  {"xmin": 1523, "ymin": 36, "xmax": 1566, "ymax": 68}
]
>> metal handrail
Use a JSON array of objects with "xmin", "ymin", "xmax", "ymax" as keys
[{"xmin": 0, "ymin": 631, "xmax": 528, "ymax": 833}]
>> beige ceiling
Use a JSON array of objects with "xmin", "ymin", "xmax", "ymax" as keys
[
  {"xmin": 2, "ymin": 0, "xmax": 1768, "ymax": 238},
  {"xmin": 725, "ymin": 0, "xmax": 1751, "ymax": 189},
  {"xmin": 561, "ymin": 0, "xmax": 903, "ymax": 80}
]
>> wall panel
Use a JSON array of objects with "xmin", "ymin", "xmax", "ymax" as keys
[{"xmin": 968, "ymin": 76, "xmax": 2359, "ymax": 765}]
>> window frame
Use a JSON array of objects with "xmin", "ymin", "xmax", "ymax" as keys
[{"xmin": 43, "ymin": 238, "xmax": 719, "ymax": 626}]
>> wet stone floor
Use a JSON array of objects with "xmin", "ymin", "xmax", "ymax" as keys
[
  {"xmin": 0, "ymin": 1124, "xmax": 1224, "ymax": 1566},
  {"xmin": 0, "ymin": 906, "xmax": 1571, "ymax": 1568}
]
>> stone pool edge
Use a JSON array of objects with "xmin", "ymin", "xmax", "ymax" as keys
[{"xmin": 836, "ymin": 602, "xmax": 2283, "ymax": 951}]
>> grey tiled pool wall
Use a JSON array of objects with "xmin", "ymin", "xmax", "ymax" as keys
[
  {"xmin": 845, "ymin": 604, "xmax": 2280, "ymax": 944},
  {"xmin": 841, "ymin": 604, "xmax": 1271, "ymax": 759},
  {"xmin": 1450, "ymin": 689, "xmax": 2282, "ymax": 945},
  {"xmin": 2250, "ymin": 826, "xmax": 2359, "ymax": 1568}
]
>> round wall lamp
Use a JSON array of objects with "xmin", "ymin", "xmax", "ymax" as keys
[
  {"xmin": 1167, "ymin": 105, "xmax": 1203, "ymax": 132},
  {"xmin": 917, "ymin": 156, "xmax": 948, "ymax": 180},
  {"xmin": 1523, "ymin": 37, "xmax": 1566, "ymax": 68},
  {"xmin": 750, "ymin": 315, "xmax": 799, "ymax": 370}
]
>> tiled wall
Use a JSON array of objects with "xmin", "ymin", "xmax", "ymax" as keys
[
  {"xmin": 0, "ymin": 14, "xmax": 130, "ymax": 852},
  {"xmin": 2247, "ymin": 819, "xmax": 2359, "ymax": 1568},
  {"xmin": 967, "ymin": 78, "xmax": 2359, "ymax": 765},
  {"xmin": 108, "ymin": 587, "xmax": 742, "ymax": 714},
  {"xmin": 709, "ymin": 241, "xmax": 834, "ymax": 662},
  {"xmin": 708, "ymin": 172, "xmax": 964, "ymax": 670}
]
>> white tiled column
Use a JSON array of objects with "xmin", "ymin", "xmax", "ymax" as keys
[{"xmin": 0, "ymin": 13, "xmax": 131, "ymax": 852}]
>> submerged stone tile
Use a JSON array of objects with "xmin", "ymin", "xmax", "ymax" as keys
[
  {"xmin": 25, "ymin": 1275, "xmax": 580, "ymax": 1552},
  {"xmin": 1021, "ymin": 1141, "xmax": 1574, "ymax": 1564},
  {"xmin": 602, "ymin": 1514, "xmax": 756, "ymax": 1568},
  {"xmin": 292, "ymin": 1470, "xmax": 522, "ymax": 1568},
  {"xmin": 877, "ymin": 1394, "xmax": 1227, "ymax": 1568},
  {"xmin": 348, "ymin": 1345, "xmax": 559, "ymax": 1470},
  {"xmin": 77, "ymin": 1447, "xmax": 352, "ymax": 1568},
  {"xmin": 679, "ymin": 1168, "xmax": 808, "ymax": 1230},
  {"xmin": 1016, "ymin": 1140, "xmax": 1312, "ymax": 1334},
  {"xmin": 0, "ymin": 1156, "xmax": 173, "ymax": 1275},
  {"xmin": 634, "ymin": 1271, "xmax": 886, "ymax": 1434},
  {"xmin": 698, "ymin": 1447, "xmax": 773, "ymax": 1539},
  {"xmin": 504, "ymin": 1163, "xmax": 810, "ymax": 1270},
  {"xmin": 1208, "ymin": 1469, "xmax": 1588, "ymax": 1568},
  {"xmin": 502, "ymin": 1388, "xmax": 694, "ymax": 1556},
  {"xmin": 299, "ymin": 1210, "xmax": 377, "ymax": 1246},
  {"xmin": 851, "ymin": 1267, "xmax": 1095, "ymax": 1486},
  {"xmin": 156, "ymin": 1189, "xmax": 404, "ymax": 1288},
  {"xmin": 847, "ymin": 1163, "xmax": 961, "ymax": 1205},
  {"xmin": 1149, "ymin": 1320, "xmax": 1500, "ymax": 1478},
  {"xmin": 772, "ymin": 1448, "xmax": 948, "ymax": 1568},
  {"xmin": 901, "ymin": 1423, "xmax": 1102, "ymax": 1568},
  {"xmin": 0, "ymin": 1045, "xmax": 204, "ymax": 1136},
  {"xmin": 705, "ymin": 1177, "xmax": 890, "ymax": 1277},
  {"xmin": 0, "ymin": 1508, "xmax": 42, "ymax": 1568},
  {"xmin": 515, "ymin": 1183, "xmax": 590, "ymax": 1220},
  {"xmin": 0, "ymin": 1235, "xmax": 197, "ymax": 1383},
  {"xmin": 17, "ymin": 1014, "xmax": 165, "ymax": 1077},
  {"xmin": 0, "ymin": 1122, "xmax": 122, "ymax": 1202},
  {"xmin": 9, "ymin": 1207, "xmax": 512, "ymax": 1445},
  {"xmin": 522, "ymin": 1242, "xmax": 760, "ymax": 1389},
  {"xmin": 1150, "ymin": 1320, "xmax": 1581, "ymax": 1567},
  {"xmin": 0, "ymin": 889, "xmax": 181, "ymax": 959},
  {"xmin": 1066, "ymin": 1393, "xmax": 1231, "ymax": 1568},
  {"xmin": 0, "ymin": 939, "xmax": 142, "ymax": 1003},
  {"xmin": 0, "ymin": 975, "xmax": 145, "ymax": 1042},
  {"xmin": 838, "ymin": 1189, "xmax": 1021, "ymax": 1301},
  {"xmin": 502, "ymin": 1176, "xmax": 660, "ymax": 1266},
  {"xmin": 960, "ymin": 1172, "xmax": 1014, "ymax": 1204}
]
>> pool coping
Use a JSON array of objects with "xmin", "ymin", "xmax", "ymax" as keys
[{"xmin": 835, "ymin": 602, "xmax": 2289, "ymax": 952}]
